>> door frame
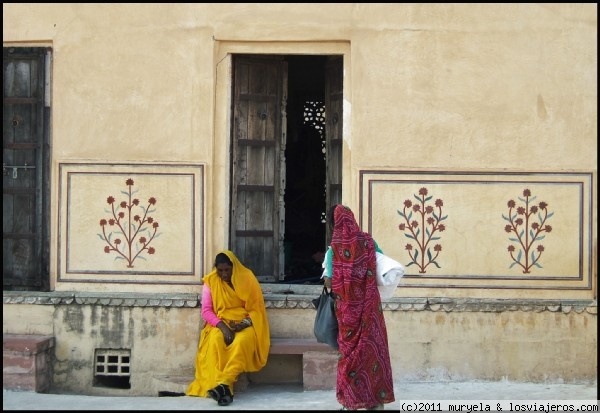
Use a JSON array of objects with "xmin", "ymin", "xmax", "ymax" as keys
[{"xmin": 212, "ymin": 41, "xmax": 351, "ymax": 278}]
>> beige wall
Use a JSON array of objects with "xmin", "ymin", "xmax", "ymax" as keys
[
  {"xmin": 3, "ymin": 298, "xmax": 201, "ymax": 395},
  {"xmin": 3, "ymin": 3, "xmax": 596, "ymax": 295},
  {"xmin": 3, "ymin": 293, "xmax": 597, "ymax": 395},
  {"xmin": 3, "ymin": 3, "xmax": 597, "ymax": 393}
]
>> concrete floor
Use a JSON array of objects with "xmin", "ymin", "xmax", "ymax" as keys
[{"xmin": 3, "ymin": 380, "xmax": 598, "ymax": 410}]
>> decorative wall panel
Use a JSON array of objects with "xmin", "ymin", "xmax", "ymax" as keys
[
  {"xmin": 58, "ymin": 163, "xmax": 204, "ymax": 285},
  {"xmin": 359, "ymin": 171, "xmax": 595, "ymax": 299}
]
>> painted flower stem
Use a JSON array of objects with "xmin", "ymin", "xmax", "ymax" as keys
[
  {"xmin": 398, "ymin": 187, "xmax": 446, "ymax": 274},
  {"xmin": 503, "ymin": 189, "xmax": 553, "ymax": 274},
  {"xmin": 98, "ymin": 179, "xmax": 160, "ymax": 268}
]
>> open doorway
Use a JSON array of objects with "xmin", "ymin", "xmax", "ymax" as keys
[
  {"xmin": 230, "ymin": 54, "xmax": 342, "ymax": 283},
  {"xmin": 283, "ymin": 55, "xmax": 328, "ymax": 283}
]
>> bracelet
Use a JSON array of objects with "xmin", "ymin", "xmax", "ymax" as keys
[{"xmin": 240, "ymin": 317, "xmax": 252, "ymax": 327}]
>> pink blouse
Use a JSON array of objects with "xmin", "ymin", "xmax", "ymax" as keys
[{"xmin": 201, "ymin": 284, "xmax": 222, "ymax": 327}]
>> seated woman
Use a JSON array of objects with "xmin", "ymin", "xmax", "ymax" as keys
[{"xmin": 186, "ymin": 250, "xmax": 270, "ymax": 406}]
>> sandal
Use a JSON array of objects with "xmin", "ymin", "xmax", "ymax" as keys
[
  {"xmin": 207, "ymin": 384, "xmax": 227, "ymax": 402},
  {"xmin": 207, "ymin": 387, "xmax": 221, "ymax": 402},
  {"xmin": 207, "ymin": 383, "xmax": 233, "ymax": 406},
  {"xmin": 217, "ymin": 384, "xmax": 233, "ymax": 406},
  {"xmin": 218, "ymin": 395, "xmax": 233, "ymax": 406}
]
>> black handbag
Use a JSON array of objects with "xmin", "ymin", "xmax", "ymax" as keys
[{"xmin": 312, "ymin": 286, "xmax": 339, "ymax": 349}]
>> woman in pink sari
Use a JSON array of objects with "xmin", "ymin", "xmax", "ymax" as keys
[{"xmin": 324, "ymin": 205, "xmax": 395, "ymax": 410}]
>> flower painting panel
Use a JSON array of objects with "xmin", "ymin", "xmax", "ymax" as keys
[
  {"xmin": 360, "ymin": 171, "xmax": 594, "ymax": 299},
  {"xmin": 57, "ymin": 163, "xmax": 204, "ymax": 287}
]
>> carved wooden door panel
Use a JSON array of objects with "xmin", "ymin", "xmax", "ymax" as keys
[
  {"xmin": 3, "ymin": 47, "xmax": 50, "ymax": 291},
  {"xmin": 230, "ymin": 55, "xmax": 287, "ymax": 280}
]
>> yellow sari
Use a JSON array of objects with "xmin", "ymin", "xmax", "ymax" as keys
[{"xmin": 186, "ymin": 250, "xmax": 270, "ymax": 397}]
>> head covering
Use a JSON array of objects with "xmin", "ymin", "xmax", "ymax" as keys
[{"xmin": 330, "ymin": 205, "xmax": 377, "ymax": 295}]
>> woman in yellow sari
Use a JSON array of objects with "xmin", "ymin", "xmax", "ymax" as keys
[{"xmin": 186, "ymin": 250, "xmax": 270, "ymax": 406}]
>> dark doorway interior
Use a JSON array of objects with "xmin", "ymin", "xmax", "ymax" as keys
[{"xmin": 283, "ymin": 55, "xmax": 328, "ymax": 283}]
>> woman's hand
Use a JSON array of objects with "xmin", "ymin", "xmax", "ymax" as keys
[
  {"xmin": 324, "ymin": 276, "xmax": 332, "ymax": 289},
  {"xmin": 217, "ymin": 321, "xmax": 235, "ymax": 345},
  {"xmin": 228, "ymin": 321, "xmax": 242, "ymax": 332},
  {"xmin": 228, "ymin": 320, "xmax": 250, "ymax": 333}
]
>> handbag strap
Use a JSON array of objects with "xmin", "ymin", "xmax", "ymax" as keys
[{"xmin": 322, "ymin": 286, "xmax": 334, "ymax": 296}]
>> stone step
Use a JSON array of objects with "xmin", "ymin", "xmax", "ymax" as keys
[{"xmin": 3, "ymin": 334, "xmax": 55, "ymax": 393}]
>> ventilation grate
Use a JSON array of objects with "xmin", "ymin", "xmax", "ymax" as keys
[
  {"xmin": 95, "ymin": 349, "xmax": 130, "ymax": 376},
  {"xmin": 94, "ymin": 348, "xmax": 131, "ymax": 389}
]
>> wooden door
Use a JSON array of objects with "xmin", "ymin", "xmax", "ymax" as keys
[
  {"xmin": 324, "ymin": 56, "xmax": 343, "ymax": 246},
  {"xmin": 230, "ymin": 55, "xmax": 287, "ymax": 280},
  {"xmin": 3, "ymin": 47, "xmax": 50, "ymax": 291}
]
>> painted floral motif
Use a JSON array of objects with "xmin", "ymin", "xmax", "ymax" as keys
[
  {"xmin": 98, "ymin": 178, "xmax": 161, "ymax": 268},
  {"xmin": 397, "ymin": 187, "xmax": 446, "ymax": 274},
  {"xmin": 503, "ymin": 188, "xmax": 553, "ymax": 274}
]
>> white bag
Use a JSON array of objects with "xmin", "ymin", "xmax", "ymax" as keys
[
  {"xmin": 375, "ymin": 252, "xmax": 405, "ymax": 299},
  {"xmin": 321, "ymin": 248, "xmax": 405, "ymax": 299}
]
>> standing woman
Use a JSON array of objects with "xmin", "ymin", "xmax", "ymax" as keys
[
  {"xmin": 325, "ymin": 205, "xmax": 395, "ymax": 410},
  {"xmin": 186, "ymin": 250, "xmax": 270, "ymax": 406}
]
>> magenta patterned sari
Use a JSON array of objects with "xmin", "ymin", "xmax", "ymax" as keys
[{"xmin": 330, "ymin": 205, "xmax": 395, "ymax": 409}]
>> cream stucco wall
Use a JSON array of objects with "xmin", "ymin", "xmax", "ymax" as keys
[
  {"xmin": 3, "ymin": 293, "xmax": 597, "ymax": 396},
  {"xmin": 4, "ymin": 4, "xmax": 596, "ymax": 295},
  {"xmin": 3, "ymin": 3, "xmax": 597, "ymax": 394}
]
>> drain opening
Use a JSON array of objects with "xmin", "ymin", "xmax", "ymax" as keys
[{"xmin": 93, "ymin": 348, "xmax": 131, "ymax": 389}]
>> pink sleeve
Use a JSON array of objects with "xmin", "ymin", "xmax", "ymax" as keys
[{"xmin": 201, "ymin": 284, "xmax": 222, "ymax": 327}]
